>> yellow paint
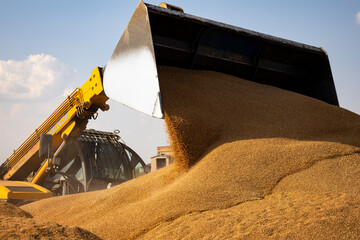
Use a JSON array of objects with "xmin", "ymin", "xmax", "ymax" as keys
[
  {"xmin": 159, "ymin": 2, "xmax": 184, "ymax": 12},
  {"xmin": 4, "ymin": 143, "xmax": 39, "ymax": 180},
  {"xmin": 0, "ymin": 180, "xmax": 52, "ymax": 200},
  {"xmin": 3, "ymin": 67, "xmax": 109, "ymax": 199},
  {"xmin": 31, "ymin": 159, "xmax": 51, "ymax": 185}
]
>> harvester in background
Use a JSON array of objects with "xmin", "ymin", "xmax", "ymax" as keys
[{"xmin": 0, "ymin": 1, "xmax": 338, "ymax": 203}]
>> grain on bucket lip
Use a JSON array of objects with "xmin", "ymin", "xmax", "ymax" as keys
[{"xmin": 20, "ymin": 66, "xmax": 360, "ymax": 240}]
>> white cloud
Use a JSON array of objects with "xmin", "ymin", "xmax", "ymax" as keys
[
  {"xmin": 356, "ymin": 11, "xmax": 360, "ymax": 25},
  {"xmin": 0, "ymin": 54, "xmax": 67, "ymax": 99},
  {"xmin": 0, "ymin": 103, "xmax": 20, "ymax": 120}
]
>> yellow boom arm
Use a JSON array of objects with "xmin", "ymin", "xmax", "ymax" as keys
[{"xmin": 0, "ymin": 67, "xmax": 109, "ymax": 185}]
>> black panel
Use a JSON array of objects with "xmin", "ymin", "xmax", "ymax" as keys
[
  {"xmin": 7, "ymin": 186, "xmax": 42, "ymax": 193},
  {"xmin": 146, "ymin": 3, "xmax": 339, "ymax": 106}
]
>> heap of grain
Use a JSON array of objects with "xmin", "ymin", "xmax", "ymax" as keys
[
  {"xmin": 23, "ymin": 66, "xmax": 360, "ymax": 239},
  {"xmin": 0, "ymin": 201, "xmax": 100, "ymax": 239}
]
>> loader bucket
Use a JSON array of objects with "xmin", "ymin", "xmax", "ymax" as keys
[{"xmin": 103, "ymin": 1, "xmax": 339, "ymax": 119}]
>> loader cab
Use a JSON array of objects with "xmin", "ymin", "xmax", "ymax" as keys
[{"xmin": 43, "ymin": 129, "xmax": 147, "ymax": 195}]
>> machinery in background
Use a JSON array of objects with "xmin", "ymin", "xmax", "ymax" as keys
[
  {"xmin": 150, "ymin": 146, "xmax": 173, "ymax": 172},
  {"xmin": 42, "ymin": 129, "xmax": 147, "ymax": 196},
  {"xmin": 0, "ymin": 129, "xmax": 147, "ymax": 204}
]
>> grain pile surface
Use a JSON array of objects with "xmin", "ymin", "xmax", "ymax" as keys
[
  {"xmin": 23, "ymin": 66, "xmax": 360, "ymax": 239},
  {"xmin": 0, "ymin": 201, "xmax": 101, "ymax": 240}
]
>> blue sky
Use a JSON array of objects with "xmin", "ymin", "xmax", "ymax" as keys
[{"xmin": 1, "ymin": 0, "xmax": 359, "ymax": 163}]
